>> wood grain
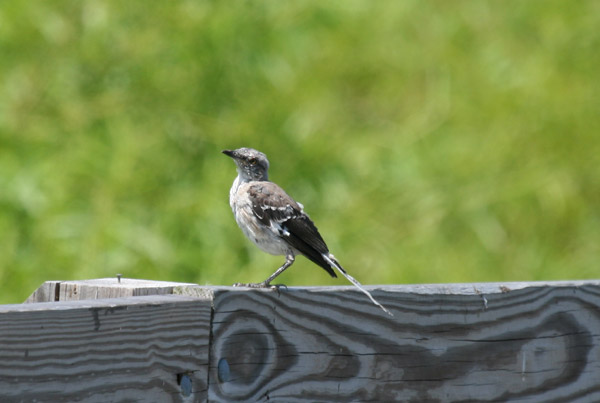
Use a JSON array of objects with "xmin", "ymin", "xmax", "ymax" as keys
[
  {"xmin": 0, "ymin": 295, "xmax": 211, "ymax": 403},
  {"xmin": 207, "ymin": 282, "xmax": 600, "ymax": 402},
  {"xmin": 25, "ymin": 278, "xmax": 199, "ymax": 303},
  {"xmin": 9, "ymin": 280, "xmax": 600, "ymax": 401}
]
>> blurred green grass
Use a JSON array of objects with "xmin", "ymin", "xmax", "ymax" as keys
[{"xmin": 1, "ymin": 1, "xmax": 599, "ymax": 303}]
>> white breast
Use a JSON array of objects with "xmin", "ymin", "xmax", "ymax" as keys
[{"xmin": 229, "ymin": 176, "xmax": 292, "ymax": 256}]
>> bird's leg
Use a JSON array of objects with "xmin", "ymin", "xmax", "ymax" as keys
[
  {"xmin": 262, "ymin": 254, "xmax": 294, "ymax": 286},
  {"xmin": 233, "ymin": 254, "xmax": 295, "ymax": 289}
]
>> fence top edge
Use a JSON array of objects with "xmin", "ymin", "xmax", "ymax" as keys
[
  {"xmin": 8, "ymin": 279, "xmax": 599, "ymax": 311},
  {"xmin": 0, "ymin": 294, "xmax": 207, "ymax": 313},
  {"xmin": 201, "ymin": 279, "xmax": 600, "ymax": 295}
]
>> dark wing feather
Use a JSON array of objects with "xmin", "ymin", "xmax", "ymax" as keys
[
  {"xmin": 248, "ymin": 182, "xmax": 337, "ymax": 278},
  {"xmin": 281, "ymin": 216, "xmax": 337, "ymax": 278}
]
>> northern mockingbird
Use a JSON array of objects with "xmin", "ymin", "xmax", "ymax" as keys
[{"xmin": 223, "ymin": 147, "xmax": 391, "ymax": 315}]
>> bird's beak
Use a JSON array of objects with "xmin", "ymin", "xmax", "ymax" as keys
[{"xmin": 222, "ymin": 149, "xmax": 236, "ymax": 158}]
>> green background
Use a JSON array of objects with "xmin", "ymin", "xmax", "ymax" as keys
[{"xmin": 1, "ymin": 1, "xmax": 599, "ymax": 303}]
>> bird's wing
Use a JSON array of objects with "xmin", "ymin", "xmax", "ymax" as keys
[
  {"xmin": 247, "ymin": 182, "xmax": 336, "ymax": 278},
  {"xmin": 246, "ymin": 182, "xmax": 392, "ymax": 316}
]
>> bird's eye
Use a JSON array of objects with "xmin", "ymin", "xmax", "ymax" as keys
[{"xmin": 249, "ymin": 158, "xmax": 257, "ymax": 165}]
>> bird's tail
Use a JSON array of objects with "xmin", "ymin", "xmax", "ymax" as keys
[{"xmin": 323, "ymin": 254, "xmax": 393, "ymax": 316}]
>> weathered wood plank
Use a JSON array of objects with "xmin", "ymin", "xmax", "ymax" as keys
[
  {"xmin": 24, "ymin": 280, "xmax": 62, "ymax": 303},
  {"xmin": 25, "ymin": 278, "xmax": 199, "ymax": 303},
  {"xmin": 10, "ymin": 280, "xmax": 600, "ymax": 401},
  {"xmin": 0, "ymin": 295, "xmax": 212, "ymax": 403},
  {"xmin": 207, "ymin": 281, "xmax": 600, "ymax": 402}
]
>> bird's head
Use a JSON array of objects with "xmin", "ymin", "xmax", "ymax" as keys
[{"xmin": 222, "ymin": 147, "xmax": 270, "ymax": 182}]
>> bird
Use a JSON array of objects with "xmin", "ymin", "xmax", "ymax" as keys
[{"xmin": 223, "ymin": 147, "xmax": 391, "ymax": 315}]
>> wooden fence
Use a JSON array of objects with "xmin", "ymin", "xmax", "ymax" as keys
[{"xmin": 1, "ymin": 278, "xmax": 600, "ymax": 402}]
